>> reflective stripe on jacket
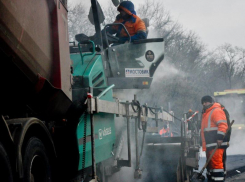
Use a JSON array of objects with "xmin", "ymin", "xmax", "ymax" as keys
[
  {"xmin": 113, "ymin": 4, "xmax": 146, "ymax": 39},
  {"xmin": 201, "ymin": 103, "xmax": 228, "ymax": 151},
  {"xmin": 114, "ymin": 16, "xmax": 146, "ymax": 38}
]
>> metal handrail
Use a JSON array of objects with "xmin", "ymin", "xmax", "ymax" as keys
[
  {"xmin": 78, "ymin": 40, "xmax": 96, "ymax": 65},
  {"xmin": 97, "ymin": 84, "xmax": 115, "ymax": 99},
  {"xmin": 104, "ymin": 23, "xmax": 131, "ymax": 47}
]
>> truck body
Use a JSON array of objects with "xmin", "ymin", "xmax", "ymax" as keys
[
  {"xmin": 0, "ymin": 0, "xmax": 76, "ymax": 181},
  {"xmin": 0, "ymin": 0, "xmax": 72, "ymax": 117}
]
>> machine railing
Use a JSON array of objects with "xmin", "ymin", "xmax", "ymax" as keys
[
  {"xmin": 88, "ymin": 96, "xmax": 173, "ymax": 121},
  {"xmin": 86, "ymin": 88, "xmax": 174, "ymax": 180}
]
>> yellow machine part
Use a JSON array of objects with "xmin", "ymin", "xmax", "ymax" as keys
[{"xmin": 214, "ymin": 89, "xmax": 245, "ymax": 96}]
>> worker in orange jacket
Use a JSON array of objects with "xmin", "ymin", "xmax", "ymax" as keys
[
  {"xmin": 201, "ymin": 95, "xmax": 228, "ymax": 182},
  {"xmin": 159, "ymin": 124, "xmax": 173, "ymax": 137},
  {"xmin": 107, "ymin": 1, "xmax": 147, "ymax": 43}
]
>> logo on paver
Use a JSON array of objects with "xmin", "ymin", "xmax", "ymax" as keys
[{"xmin": 99, "ymin": 127, "xmax": 112, "ymax": 140}]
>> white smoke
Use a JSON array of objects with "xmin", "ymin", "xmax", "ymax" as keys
[{"xmin": 153, "ymin": 59, "xmax": 185, "ymax": 83}]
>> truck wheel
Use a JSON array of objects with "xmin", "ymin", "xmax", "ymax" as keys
[
  {"xmin": 0, "ymin": 142, "xmax": 13, "ymax": 182},
  {"xmin": 23, "ymin": 137, "xmax": 52, "ymax": 182}
]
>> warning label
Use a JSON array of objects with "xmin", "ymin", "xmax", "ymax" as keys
[{"xmin": 125, "ymin": 68, "xmax": 150, "ymax": 77}]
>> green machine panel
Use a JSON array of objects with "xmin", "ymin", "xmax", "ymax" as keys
[
  {"xmin": 71, "ymin": 49, "xmax": 116, "ymax": 170},
  {"xmin": 76, "ymin": 112, "xmax": 116, "ymax": 170}
]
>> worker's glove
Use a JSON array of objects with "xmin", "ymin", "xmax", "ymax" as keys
[{"xmin": 217, "ymin": 140, "xmax": 223, "ymax": 147}]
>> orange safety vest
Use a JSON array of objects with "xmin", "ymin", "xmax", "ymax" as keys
[
  {"xmin": 201, "ymin": 103, "xmax": 228, "ymax": 151},
  {"xmin": 159, "ymin": 128, "xmax": 173, "ymax": 137},
  {"xmin": 113, "ymin": 6, "xmax": 146, "ymax": 38}
]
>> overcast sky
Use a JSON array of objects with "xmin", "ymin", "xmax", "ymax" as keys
[{"xmin": 73, "ymin": 0, "xmax": 245, "ymax": 50}]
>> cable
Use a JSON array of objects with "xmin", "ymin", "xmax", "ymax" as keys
[
  {"xmin": 142, "ymin": 105, "xmax": 148, "ymax": 117},
  {"xmin": 161, "ymin": 108, "xmax": 183, "ymax": 122},
  {"xmin": 138, "ymin": 106, "xmax": 143, "ymax": 130},
  {"xmin": 148, "ymin": 107, "xmax": 158, "ymax": 115},
  {"xmin": 131, "ymin": 100, "xmax": 140, "ymax": 113},
  {"xmin": 140, "ymin": 131, "xmax": 145, "ymax": 157},
  {"xmin": 81, "ymin": 111, "xmax": 88, "ymax": 181}
]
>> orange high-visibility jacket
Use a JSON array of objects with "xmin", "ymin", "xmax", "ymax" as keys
[
  {"xmin": 159, "ymin": 128, "xmax": 173, "ymax": 137},
  {"xmin": 113, "ymin": 6, "xmax": 146, "ymax": 38},
  {"xmin": 201, "ymin": 103, "xmax": 228, "ymax": 151}
]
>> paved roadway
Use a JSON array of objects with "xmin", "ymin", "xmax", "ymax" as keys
[
  {"xmin": 226, "ymin": 164, "xmax": 245, "ymax": 182},
  {"xmin": 226, "ymin": 172, "xmax": 245, "ymax": 182},
  {"xmin": 199, "ymin": 155, "xmax": 245, "ymax": 182},
  {"xmin": 108, "ymin": 129, "xmax": 245, "ymax": 182}
]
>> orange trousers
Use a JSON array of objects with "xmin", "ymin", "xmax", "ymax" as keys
[
  {"xmin": 206, "ymin": 148, "xmax": 225, "ymax": 182},
  {"xmin": 206, "ymin": 148, "xmax": 224, "ymax": 169}
]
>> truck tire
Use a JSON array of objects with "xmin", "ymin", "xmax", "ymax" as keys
[
  {"xmin": 0, "ymin": 142, "xmax": 13, "ymax": 182},
  {"xmin": 23, "ymin": 137, "xmax": 52, "ymax": 182}
]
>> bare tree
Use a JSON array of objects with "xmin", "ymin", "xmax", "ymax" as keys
[
  {"xmin": 166, "ymin": 30, "xmax": 206, "ymax": 71},
  {"xmin": 137, "ymin": 0, "xmax": 171, "ymax": 27},
  {"xmin": 68, "ymin": 2, "xmax": 95, "ymax": 41},
  {"xmin": 211, "ymin": 43, "xmax": 245, "ymax": 88},
  {"xmin": 136, "ymin": 0, "xmax": 178, "ymax": 39},
  {"xmin": 102, "ymin": 2, "xmax": 118, "ymax": 25}
]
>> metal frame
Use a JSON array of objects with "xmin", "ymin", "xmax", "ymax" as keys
[
  {"xmin": 91, "ymin": 0, "xmax": 103, "ymax": 49},
  {"xmin": 88, "ymin": 97, "xmax": 173, "ymax": 121},
  {"xmin": 86, "ymin": 86, "xmax": 173, "ymax": 180}
]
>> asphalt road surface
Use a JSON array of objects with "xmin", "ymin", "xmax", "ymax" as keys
[
  {"xmin": 108, "ymin": 153, "xmax": 245, "ymax": 182},
  {"xmin": 199, "ymin": 155, "xmax": 245, "ymax": 182},
  {"xmin": 226, "ymin": 172, "xmax": 245, "ymax": 182}
]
